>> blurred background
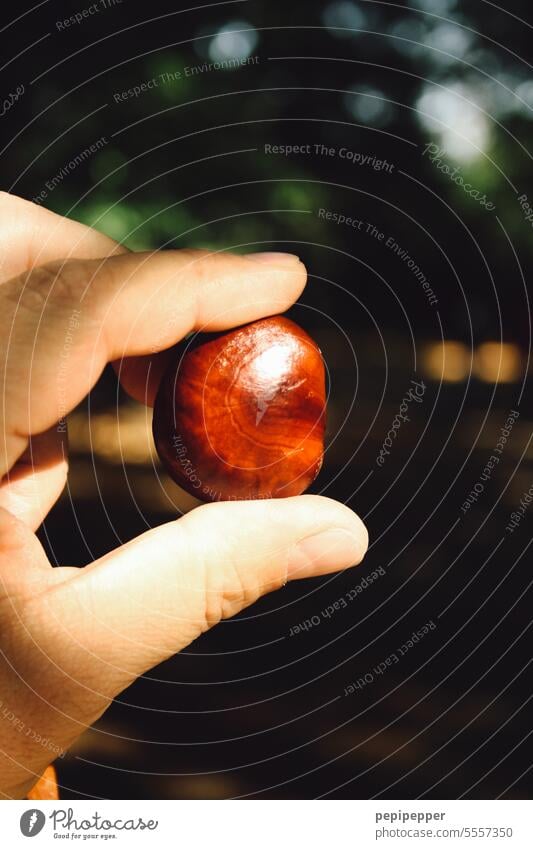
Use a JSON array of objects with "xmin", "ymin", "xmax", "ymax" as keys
[{"xmin": 2, "ymin": 0, "xmax": 533, "ymax": 799}]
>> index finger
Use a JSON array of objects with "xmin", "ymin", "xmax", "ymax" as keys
[
  {"xmin": 0, "ymin": 192, "xmax": 127, "ymax": 283},
  {"xmin": 1, "ymin": 249, "xmax": 306, "ymax": 474}
]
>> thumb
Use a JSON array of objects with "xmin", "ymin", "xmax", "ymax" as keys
[{"xmin": 45, "ymin": 496, "xmax": 368, "ymax": 694}]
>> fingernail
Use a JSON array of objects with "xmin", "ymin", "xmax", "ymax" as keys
[
  {"xmin": 287, "ymin": 528, "xmax": 367, "ymax": 580},
  {"xmin": 247, "ymin": 251, "xmax": 301, "ymax": 266}
]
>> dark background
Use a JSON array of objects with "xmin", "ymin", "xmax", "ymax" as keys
[{"xmin": 2, "ymin": 0, "xmax": 532, "ymax": 799}]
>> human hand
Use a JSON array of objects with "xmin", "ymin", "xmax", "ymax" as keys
[{"xmin": 0, "ymin": 192, "xmax": 368, "ymax": 798}]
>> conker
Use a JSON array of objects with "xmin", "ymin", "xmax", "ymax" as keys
[{"xmin": 152, "ymin": 316, "xmax": 326, "ymax": 502}]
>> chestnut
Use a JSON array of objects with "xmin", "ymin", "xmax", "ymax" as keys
[{"xmin": 152, "ymin": 316, "xmax": 326, "ymax": 502}]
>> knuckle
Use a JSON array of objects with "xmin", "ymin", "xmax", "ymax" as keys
[
  {"xmin": 202, "ymin": 559, "xmax": 251, "ymax": 631},
  {"xmin": 32, "ymin": 260, "xmax": 88, "ymax": 310},
  {"xmin": 201, "ymin": 554, "xmax": 284, "ymax": 632},
  {"xmin": 5, "ymin": 261, "xmax": 88, "ymax": 318},
  {"xmin": 179, "ymin": 249, "xmax": 220, "ymax": 286},
  {"xmin": 187, "ymin": 248, "xmax": 240, "ymax": 276},
  {"xmin": 180, "ymin": 504, "xmax": 288, "ymax": 634}
]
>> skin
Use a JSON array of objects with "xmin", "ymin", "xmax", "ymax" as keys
[{"xmin": 0, "ymin": 192, "xmax": 368, "ymax": 799}]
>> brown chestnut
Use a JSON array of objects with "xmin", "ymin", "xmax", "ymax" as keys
[{"xmin": 152, "ymin": 316, "xmax": 326, "ymax": 502}]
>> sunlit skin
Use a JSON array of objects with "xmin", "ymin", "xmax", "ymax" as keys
[
  {"xmin": 153, "ymin": 316, "xmax": 326, "ymax": 502},
  {"xmin": 0, "ymin": 193, "xmax": 368, "ymax": 799}
]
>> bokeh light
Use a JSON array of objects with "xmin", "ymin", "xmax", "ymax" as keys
[
  {"xmin": 322, "ymin": 1, "xmax": 368, "ymax": 37},
  {"xmin": 473, "ymin": 342, "xmax": 524, "ymax": 383},
  {"xmin": 416, "ymin": 82, "xmax": 490, "ymax": 160},
  {"xmin": 422, "ymin": 341, "xmax": 471, "ymax": 382},
  {"xmin": 208, "ymin": 20, "xmax": 258, "ymax": 64},
  {"xmin": 344, "ymin": 84, "xmax": 395, "ymax": 126}
]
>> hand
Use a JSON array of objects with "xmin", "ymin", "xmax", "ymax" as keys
[{"xmin": 0, "ymin": 192, "xmax": 368, "ymax": 799}]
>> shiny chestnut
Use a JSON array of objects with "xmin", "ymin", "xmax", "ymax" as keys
[{"xmin": 152, "ymin": 316, "xmax": 326, "ymax": 502}]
